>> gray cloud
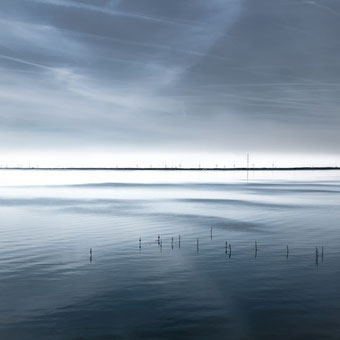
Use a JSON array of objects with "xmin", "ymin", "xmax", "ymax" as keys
[{"xmin": 0, "ymin": 0, "xmax": 339, "ymax": 157}]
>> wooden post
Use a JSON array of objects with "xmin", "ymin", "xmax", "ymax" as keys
[{"xmin": 315, "ymin": 246, "xmax": 319, "ymax": 266}]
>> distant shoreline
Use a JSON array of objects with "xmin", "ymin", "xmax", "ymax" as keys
[{"xmin": 1, "ymin": 167, "xmax": 339, "ymax": 171}]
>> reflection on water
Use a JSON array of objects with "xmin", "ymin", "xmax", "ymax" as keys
[{"xmin": 0, "ymin": 170, "xmax": 340, "ymax": 339}]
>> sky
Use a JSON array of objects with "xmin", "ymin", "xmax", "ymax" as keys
[{"xmin": 1, "ymin": 0, "xmax": 340, "ymax": 167}]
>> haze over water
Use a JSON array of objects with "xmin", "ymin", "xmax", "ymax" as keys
[{"xmin": 1, "ymin": 170, "xmax": 340, "ymax": 339}]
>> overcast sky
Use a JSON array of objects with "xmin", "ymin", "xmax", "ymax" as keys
[{"xmin": 1, "ymin": 0, "xmax": 340, "ymax": 166}]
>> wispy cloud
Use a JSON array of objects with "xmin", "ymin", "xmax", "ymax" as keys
[{"xmin": 0, "ymin": 0, "xmax": 340, "ymax": 161}]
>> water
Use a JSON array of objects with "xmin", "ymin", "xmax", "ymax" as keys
[{"xmin": 1, "ymin": 170, "xmax": 340, "ymax": 339}]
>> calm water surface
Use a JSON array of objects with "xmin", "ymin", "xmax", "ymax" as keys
[{"xmin": 0, "ymin": 170, "xmax": 340, "ymax": 339}]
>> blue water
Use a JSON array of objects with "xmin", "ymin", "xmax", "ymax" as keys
[{"xmin": 0, "ymin": 170, "xmax": 340, "ymax": 339}]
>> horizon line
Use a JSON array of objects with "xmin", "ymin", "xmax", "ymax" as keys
[{"xmin": 1, "ymin": 166, "xmax": 340, "ymax": 171}]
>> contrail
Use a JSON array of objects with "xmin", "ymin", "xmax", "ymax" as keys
[
  {"xmin": 2, "ymin": 12, "xmax": 229, "ymax": 63},
  {"xmin": 0, "ymin": 54, "xmax": 53, "ymax": 71},
  {"xmin": 46, "ymin": 25, "xmax": 233, "ymax": 62},
  {"xmin": 304, "ymin": 0, "xmax": 340, "ymax": 17},
  {"xmin": 25, "ymin": 0, "xmax": 202, "ymax": 27}
]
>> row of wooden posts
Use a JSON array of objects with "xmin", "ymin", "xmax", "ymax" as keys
[
  {"xmin": 88, "ymin": 233, "xmax": 324, "ymax": 264},
  {"xmin": 89, "ymin": 242, "xmax": 323, "ymax": 262},
  {"xmin": 136, "ymin": 227, "xmax": 324, "ymax": 262}
]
